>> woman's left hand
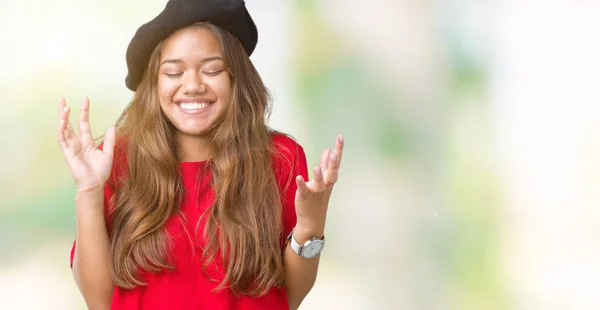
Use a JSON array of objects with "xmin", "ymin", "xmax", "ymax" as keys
[{"xmin": 294, "ymin": 134, "xmax": 344, "ymax": 238}]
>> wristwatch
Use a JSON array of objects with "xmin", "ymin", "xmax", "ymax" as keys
[{"xmin": 287, "ymin": 228, "xmax": 326, "ymax": 259}]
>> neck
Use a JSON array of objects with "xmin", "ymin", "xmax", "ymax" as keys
[{"xmin": 178, "ymin": 134, "xmax": 213, "ymax": 162}]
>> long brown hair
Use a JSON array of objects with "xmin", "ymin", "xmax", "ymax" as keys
[{"xmin": 109, "ymin": 22, "xmax": 286, "ymax": 296}]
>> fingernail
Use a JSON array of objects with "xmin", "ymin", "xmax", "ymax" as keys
[
  {"xmin": 314, "ymin": 166, "xmax": 321, "ymax": 175},
  {"xmin": 339, "ymin": 134, "xmax": 344, "ymax": 142},
  {"xmin": 330, "ymin": 153, "xmax": 337, "ymax": 162},
  {"xmin": 296, "ymin": 175, "xmax": 304, "ymax": 182}
]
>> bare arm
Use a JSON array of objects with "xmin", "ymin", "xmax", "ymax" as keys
[
  {"xmin": 283, "ymin": 227, "xmax": 323, "ymax": 310},
  {"xmin": 284, "ymin": 134, "xmax": 344, "ymax": 309},
  {"xmin": 72, "ymin": 187, "xmax": 113, "ymax": 310},
  {"xmin": 57, "ymin": 97, "xmax": 116, "ymax": 310}
]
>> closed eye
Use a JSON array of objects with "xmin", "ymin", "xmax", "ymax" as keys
[
  {"xmin": 203, "ymin": 70, "xmax": 224, "ymax": 76},
  {"xmin": 164, "ymin": 72, "xmax": 183, "ymax": 78}
]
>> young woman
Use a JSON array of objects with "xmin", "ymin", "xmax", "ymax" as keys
[{"xmin": 56, "ymin": 1, "xmax": 343, "ymax": 309}]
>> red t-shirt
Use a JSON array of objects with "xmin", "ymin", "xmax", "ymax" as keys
[{"xmin": 70, "ymin": 134, "xmax": 308, "ymax": 310}]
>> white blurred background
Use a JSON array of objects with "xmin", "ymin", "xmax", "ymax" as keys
[{"xmin": 1, "ymin": 0, "xmax": 599, "ymax": 309}]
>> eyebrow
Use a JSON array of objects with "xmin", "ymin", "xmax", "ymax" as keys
[{"xmin": 160, "ymin": 56, "xmax": 223, "ymax": 66}]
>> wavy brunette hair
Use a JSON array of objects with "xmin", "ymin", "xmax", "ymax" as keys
[{"xmin": 108, "ymin": 22, "xmax": 289, "ymax": 296}]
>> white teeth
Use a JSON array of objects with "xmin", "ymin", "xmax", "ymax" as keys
[{"xmin": 179, "ymin": 102, "xmax": 211, "ymax": 110}]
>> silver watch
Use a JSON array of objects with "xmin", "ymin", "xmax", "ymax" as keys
[{"xmin": 287, "ymin": 228, "xmax": 325, "ymax": 259}]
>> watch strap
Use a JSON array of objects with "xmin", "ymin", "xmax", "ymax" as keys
[{"xmin": 287, "ymin": 228, "xmax": 325, "ymax": 257}]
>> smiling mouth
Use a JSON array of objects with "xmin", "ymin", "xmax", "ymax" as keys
[{"xmin": 178, "ymin": 101, "xmax": 213, "ymax": 111}]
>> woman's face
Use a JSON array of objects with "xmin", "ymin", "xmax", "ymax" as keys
[{"xmin": 157, "ymin": 26, "xmax": 231, "ymax": 137}]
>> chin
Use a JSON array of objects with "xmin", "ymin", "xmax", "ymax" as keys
[{"xmin": 179, "ymin": 127, "xmax": 210, "ymax": 137}]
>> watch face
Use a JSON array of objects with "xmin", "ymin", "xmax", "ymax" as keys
[{"xmin": 301, "ymin": 240, "xmax": 324, "ymax": 259}]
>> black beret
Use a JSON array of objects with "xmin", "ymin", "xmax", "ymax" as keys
[{"xmin": 125, "ymin": 0, "xmax": 258, "ymax": 91}]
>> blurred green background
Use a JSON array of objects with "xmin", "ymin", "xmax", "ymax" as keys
[{"xmin": 2, "ymin": 1, "xmax": 600, "ymax": 309}]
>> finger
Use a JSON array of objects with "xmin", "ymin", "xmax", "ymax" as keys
[
  {"xmin": 320, "ymin": 148, "xmax": 330, "ymax": 171},
  {"xmin": 78, "ymin": 97, "xmax": 93, "ymax": 137},
  {"xmin": 325, "ymin": 152, "xmax": 340, "ymax": 185},
  {"xmin": 58, "ymin": 97, "xmax": 66, "ymax": 116},
  {"xmin": 312, "ymin": 166, "xmax": 326, "ymax": 192},
  {"xmin": 59, "ymin": 100, "xmax": 69, "ymax": 123},
  {"xmin": 296, "ymin": 175, "xmax": 309, "ymax": 197},
  {"xmin": 329, "ymin": 150, "xmax": 340, "ymax": 170},
  {"xmin": 65, "ymin": 118, "xmax": 77, "ymax": 139},
  {"xmin": 324, "ymin": 135, "xmax": 344, "ymax": 186},
  {"xmin": 333, "ymin": 134, "xmax": 344, "ymax": 165},
  {"xmin": 57, "ymin": 100, "xmax": 69, "ymax": 148},
  {"xmin": 102, "ymin": 126, "xmax": 116, "ymax": 157},
  {"xmin": 62, "ymin": 106, "xmax": 77, "ymax": 139},
  {"xmin": 57, "ymin": 118, "xmax": 68, "ymax": 150}
]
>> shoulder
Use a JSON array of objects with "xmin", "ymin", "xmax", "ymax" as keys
[
  {"xmin": 271, "ymin": 132, "xmax": 305, "ymax": 161},
  {"xmin": 271, "ymin": 132, "xmax": 304, "ymax": 153},
  {"xmin": 270, "ymin": 132, "xmax": 308, "ymax": 180}
]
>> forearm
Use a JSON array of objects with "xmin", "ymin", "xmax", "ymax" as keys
[
  {"xmin": 73, "ymin": 188, "xmax": 113, "ymax": 310},
  {"xmin": 283, "ymin": 226, "xmax": 323, "ymax": 310}
]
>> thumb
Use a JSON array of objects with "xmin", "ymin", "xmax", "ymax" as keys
[
  {"xmin": 102, "ymin": 126, "xmax": 116, "ymax": 157},
  {"xmin": 295, "ymin": 175, "xmax": 310, "ymax": 197}
]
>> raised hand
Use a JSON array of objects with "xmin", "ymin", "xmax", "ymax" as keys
[
  {"xmin": 294, "ymin": 134, "xmax": 344, "ymax": 236},
  {"xmin": 57, "ymin": 97, "xmax": 116, "ymax": 192}
]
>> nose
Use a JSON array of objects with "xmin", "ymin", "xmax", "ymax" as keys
[{"xmin": 181, "ymin": 71, "xmax": 207, "ymax": 95}]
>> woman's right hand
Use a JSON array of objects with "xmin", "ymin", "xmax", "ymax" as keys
[{"xmin": 57, "ymin": 97, "xmax": 115, "ymax": 192}]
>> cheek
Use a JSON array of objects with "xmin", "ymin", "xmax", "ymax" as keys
[
  {"xmin": 157, "ymin": 77, "xmax": 179, "ymax": 100},
  {"xmin": 210, "ymin": 76, "xmax": 232, "ymax": 104}
]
